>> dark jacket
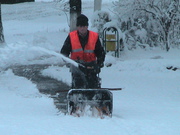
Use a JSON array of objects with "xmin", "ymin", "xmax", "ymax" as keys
[{"xmin": 61, "ymin": 30, "xmax": 105, "ymax": 66}]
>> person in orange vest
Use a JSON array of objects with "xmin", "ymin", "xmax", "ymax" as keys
[{"xmin": 61, "ymin": 14, "xmax": 105, "ymax": 89}]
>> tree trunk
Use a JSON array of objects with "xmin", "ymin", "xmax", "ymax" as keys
[
  {"xmin": 69, "ymin": 0, "xmax": 81, "ymax": 32},
  {"xmin": 94, "ymin": 0, "xmax": 102, "ymax": 11},
  {"xmin": 0, "ymin": 3, "xmax": 5, "ymax": 45},
  {"xmin": 165, "ymin": 29, "xmax": 170, "ymax": 51}
]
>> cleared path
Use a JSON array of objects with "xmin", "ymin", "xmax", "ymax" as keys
[{"xmin": 11, "ymin": 64, "xmax": 71, "ymax": 113}]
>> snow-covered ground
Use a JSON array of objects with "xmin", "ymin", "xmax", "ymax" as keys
[{"xmin": 0, "ymin": 0, "xmax": 180, "ymax": 135}]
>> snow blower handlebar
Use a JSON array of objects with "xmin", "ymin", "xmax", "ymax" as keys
[
  {"xmin": 54, "ymin": 88, "xmax": 123, "ymax": 93},
  {"xmin": 55, "ymin": 53, "xmax": 123, "ymax": 91}
]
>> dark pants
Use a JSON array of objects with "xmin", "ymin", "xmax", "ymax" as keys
[{"xmin": 71, "ymin": 65, "xmax": 100, "ymax": 89}]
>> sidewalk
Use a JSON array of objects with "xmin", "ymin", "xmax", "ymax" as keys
[{"xmin": 11, "ymin": 64, "xmax": 70, "ymax": 113}]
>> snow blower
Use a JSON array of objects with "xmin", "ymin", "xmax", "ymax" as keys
[{"xmin": 56, "ymin": 52, "xmax": 122, "ymax": 118}]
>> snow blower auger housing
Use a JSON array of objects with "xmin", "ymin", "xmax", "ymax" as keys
[{"xmin": 67, "ymin": 89, "xmax": 113, "ymax": 118}]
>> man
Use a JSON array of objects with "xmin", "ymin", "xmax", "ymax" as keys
[{"xmin": 61, "ymin": 14, "xmax": 105, "ymax": 89}]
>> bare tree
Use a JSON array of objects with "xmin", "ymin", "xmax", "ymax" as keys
[{"xmin": 0, "ymin": 3, "xmax": 5, "ymax": 45}]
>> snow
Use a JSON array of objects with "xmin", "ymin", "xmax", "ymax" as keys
[{"xmin": 0, "ymin": 0, "xmax": 180, "ymax": 135}]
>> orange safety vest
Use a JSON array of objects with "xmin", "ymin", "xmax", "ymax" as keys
[{"xmin": 69, "ymin": 30, "xmax": 98, "ymax": 62}]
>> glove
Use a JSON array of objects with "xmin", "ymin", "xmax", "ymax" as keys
[
  {"xmin": 78, "ymin": 64, "xmax": 87, "ymax": 73},
  {"xmin": 78, "ymin": 62, "xmax": 99, "ymax": 74}
]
